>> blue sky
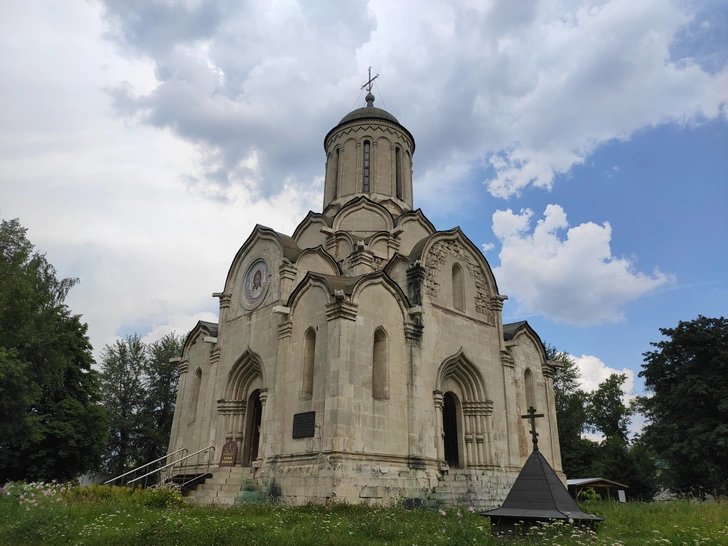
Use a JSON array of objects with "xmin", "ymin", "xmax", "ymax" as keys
[{"xmin": 1, "ymin": 0, "xmax": 726, "ymax": 409}]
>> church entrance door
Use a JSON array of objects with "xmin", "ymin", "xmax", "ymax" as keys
[
  {"xmin": 443, "ymin": 392, "xmax": 460, "ymax": 468},
  {"xmin": 243, "ymin": 390, "xmax": 262, "ymax": 466}
]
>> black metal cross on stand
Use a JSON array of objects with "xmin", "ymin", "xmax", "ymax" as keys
[{"xmin": 522, "ymin": 406, "xmax": 545, "ymax": 452}]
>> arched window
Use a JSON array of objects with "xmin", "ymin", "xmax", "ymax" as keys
[
  {"xmin": 362, "ymin": 140, "xmax": 371, "ymax": 192},
  {"xmin": 188, "ymin": 368, "xmax": 202, "ymax": 424},
  {"xmin": 452, "ymin": 263, "xmax": 465, "ymax": 312},
  {"xmin": 395, "ymin": 147, "xmax": 402, "ymax": 199},
  {"xmin": 302, "ymin": 328, "xmax": 316, "ymax": 398},
  {"xmin": 372, "ymin": 327, "xmax": 389, "ymax": 399},
  {"xmin": 524, "ymin": 368, "xmax": 535, "ymax": 410},
  {"xmin": 333, "ymin": 148, "xmax": 339, "ymax": 199}
]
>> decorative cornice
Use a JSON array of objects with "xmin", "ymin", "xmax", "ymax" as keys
[
  {"xmin": 258, "ymin": 388, "xmax": 268, "ymax": 406},
  {"xmin": 542, "ymin": 363, "xmax": 557, "ymax": 379},
  {"xmin": 214, "ymin": 292, "xmax": 232, "ymax": 309},
  {"xmin": 178, "ymin": 360, "xmax": 189, "ymax": 375},
  {"xmin": 433, "ymin": 390, "xmax": 444, "ymax": 409},
  {"xmin": 489, "ymin": 295, "xmax": 507, "ymax": 312},
  {"xmin": 210, "ymin": 348, "xmax": 221, "ymax": 366},
  {"xmin": 278, "ymin": 319, "xmax": 293, "ymax": 339},
  {"xmin": 279, "ymin": 260, "xmax": 297, "ymax": 280},
  {"xmin": 500, "ymin": 350, "xmax": 515, "ymax": 368},
  {"xmin": 326, "ymin": 299, "xmax": 358, "ymax": 322},
  {"xmin": 217, "ymin": 399, "xmax": 246, "ymax": 416},
  {"xmin": 462, "ymin": 400, "xmax": 494, "ymax": 416},
  {"xmin": 404, "ymin": 321, "xmax": 424, "ymax": 342}
]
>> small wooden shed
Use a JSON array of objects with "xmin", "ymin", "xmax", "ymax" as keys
[{"xmin": 567, "ymin": 478, "xmax": 628, "ymax": 501}]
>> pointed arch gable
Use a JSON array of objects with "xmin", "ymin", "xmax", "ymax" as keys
[
  {"xmin": 350, "ymin": 271, "xmax": 412, "ymax": 323},
  {"xmin": 286, "ymin": 274, "xmax": 334, "ymax": 315},
  {"xmin": 504, "ymin": 321, "xmax": 549, "ymax": 364},
  {"xmin": 436, "ymin": 349, "xmax": 487, "ymax": 402},
  {"xmin": 367, "ymin": 232, "xmax": 391, "ymax": 257},
  {"xmin": 415, "ymin": 228, "xmax": 500, "ymax": 297},
  {"xmin": 395, "ymin": 208, "xmax": 436, "ymax": 235},
  {"xmin": 292, "ymin": 212, "xmax": 331, "ymax": 249},
  {"xmin": 383, "ymin": 253, "xmax": 410, "ymax": 275},
  {"xmin": 223, "ymin": 225, "xmax": 301, "ymax": 294},
  {"xmin": 226, "ymin": 348, "xmax": 266, "ymax": 400},
  {"xmin": 332, "ymin": 196, "xmax": 394, "ymax": 233},
  {"xmin": 182, "ymin": 320, "xmax": 218, "ymax": 360},
  {"xmin": 295, "ymin": 246, "xmax": 341, "ymax": 276}
]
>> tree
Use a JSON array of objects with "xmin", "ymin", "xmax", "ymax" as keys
[
  {"xmin": 99, "ymin": 335, "xmax": 146, "ymax": 477},
  {"xmin": 639, "ymin": 316, "xmax": 728, "ymax": 497},
  {"xmin": 138, "ymin": 334, "xmax": 184, "ymax": 465},
  {"xmin": 100, "ymin": 332, "xmax": 183, "ymax": 477},
  {"xmin": 587, "ymin": 373, "xmax": 632, "ymax": 441},
  {"xmin": 546, "ymin": 344, "xmax": 594, "ymax": 477},
  {"xmin": 0, "ymin": 217, "xmax": 108, "ymax": 482}
]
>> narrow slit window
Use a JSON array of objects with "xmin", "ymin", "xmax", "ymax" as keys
[
  {"xmin": 188, "ymin": 368, "xmax": 202, "ymax": 424},
  {"xmin": 395, "ymin": 147, "xmax": 402, "ymax": 199},
  {"xmin": 372, "ymin": 328, "xmax": 389, "ymax": 399},
  {"xmin": 333, "ymin": 148, "xmax": 339, "ymax": 199},
  {"xmin": 302, "ymin": 328, "xmax": 316, "ymax": 398},
  {"xmin": 452, "ymin": 263, "xmax": 465, "ymax": 312},
  {"xmin": 363, "ymin": 140, "xmax": 371, "ymax": 192},
  {"xmin": 525, "ymin": 369, "xmax": 535, "ymax": 410}
]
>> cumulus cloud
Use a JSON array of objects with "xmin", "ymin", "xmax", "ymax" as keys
[
  {"xmin": 571, "ymin": 354, "xmax": 635, "ymax": 395},
  {"xmin": 99, "ymin": 0, "xmax": 377, "ymax": 199},
  {"xmin": 94, "ymin": 0, "xmax": 727, "ymax": 204},
  {"xmin": 568, "ymin": 352, "xmax": 639, "ymax": 438},
  {"xmin": 492, "ymin": 204, "xmax": 674, "ymax": 324}
]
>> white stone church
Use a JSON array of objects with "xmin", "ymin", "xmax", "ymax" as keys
[{"xmin": 167, "ymin": 89, "xmax": 563, "ymax": 507}]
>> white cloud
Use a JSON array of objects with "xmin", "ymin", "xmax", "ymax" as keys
[
  {"xmin": 361, "ymin": 0, "xmax": 728, "ymax": 201},
  {"xmin": 492, "ymin": 204, "xmax": 674, "ymax": 324},
  {"xmin": 481, "ymin": 242, "xmax": 495, "ymax": 253},
  {"xmin": 568, "ymin": 352, "xmax": 640, "ymax": 439},
  {"xmin": 570, "ymin": 354, "xmax": 635, "ymax": 395},
  {"xmin": 141, "ymin": 311, "xmax": 219, "ymax": 346},
  {"xmin": 0, "ymin": 0, "xmax": 723, "ymax": 357},
  {"xmin": 86, "ymin": 0, "xmax": 728, "ymax": 204}
]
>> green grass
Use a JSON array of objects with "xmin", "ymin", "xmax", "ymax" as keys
[{"xmin": 0, "ymin": 483, "xmax": 726, "ymax": 545}]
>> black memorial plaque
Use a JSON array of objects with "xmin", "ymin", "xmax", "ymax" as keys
[{"xmin": 292, "ymin": 411, "xmax": 316, "ymax": 439}]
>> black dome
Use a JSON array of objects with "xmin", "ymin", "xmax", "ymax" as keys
[{"xmin": 338, "ymin": 106, "xmax": 400, "ymax": 125}]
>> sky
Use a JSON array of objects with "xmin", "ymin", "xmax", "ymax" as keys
[{"xmin": 1, "ymin": 0, "xmax": 726, "ymax": 421}]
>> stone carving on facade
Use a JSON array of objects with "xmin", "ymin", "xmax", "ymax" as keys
[{"xmin": 425, "ymin": 240, "xmax": 493, "ymax": 324}]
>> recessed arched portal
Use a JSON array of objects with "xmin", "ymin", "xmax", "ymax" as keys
[
  {"xmin": 243, "ymin": 389, "xmax": 262, "ymax": 466},
  {"xmin": 443, "ymin": 392, "xmax": 461, "ymax": 468}
]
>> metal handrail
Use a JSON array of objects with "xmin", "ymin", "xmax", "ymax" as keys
[
  {"xmin": 127, "ymin": 445, "xmax": 216, "ymax": 487},
  {"xmin": 104, "ymin": 447, "xmax": 188, "ymax": 486}
]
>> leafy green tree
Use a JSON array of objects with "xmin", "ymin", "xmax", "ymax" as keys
[
  {"xmin": 100, "ymin": 335, "xmax": 146, "ymax": 477},
  {"xmin": 100, "ymin": 332, "xmax": 183, "ymax": 477},
  {"xmin": 639, "ymin": 316, "xmax": 728, "ymax": 497},
  {"xmin": 546, "ymin": 344, "xmax": 596, "ymax": 478},
  {"xmin": 587, "ymin": 373, "xmax": 632, "ymax": 441},
  {"xmin": 138, "ymin": 334, "xmax": 184, "ymax": 465},
  {"xmin": 0, "ymin": 217, "xmax": 107, "ymax": 482}
]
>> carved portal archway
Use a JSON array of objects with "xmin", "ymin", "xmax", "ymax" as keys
[
  {"xmin": 434, "ymin": 350, "xmax": 495, "ymax": 469},
  {"xmin": 217, "ymin": 350, "xmax": 266, "ymax": 465}
]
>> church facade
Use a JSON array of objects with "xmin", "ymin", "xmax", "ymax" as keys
[{"xmin": 167, "ymin": 91, "xmax": 563, "ymax": 507}]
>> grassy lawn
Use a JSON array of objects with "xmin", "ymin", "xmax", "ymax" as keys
[{"xmin": 1, "ymin": 483, "xmax": 726, "ymax": 545}]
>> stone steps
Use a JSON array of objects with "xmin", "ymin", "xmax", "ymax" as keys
[{"xmin": 184, "ymin": 466, "xmax": 258, "ymax": 506}]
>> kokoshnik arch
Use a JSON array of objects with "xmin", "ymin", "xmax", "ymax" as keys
[{"xmin": 167, "ymin": 87, "xmax": 564, "ymax": 507}]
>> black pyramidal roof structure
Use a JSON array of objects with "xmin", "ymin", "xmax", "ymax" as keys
[{"xmin": 481, "ymin": 408, "xmax": 603, "ymax": 534}]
